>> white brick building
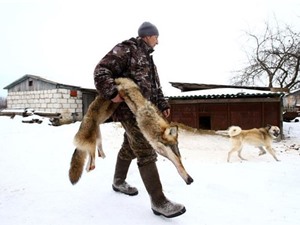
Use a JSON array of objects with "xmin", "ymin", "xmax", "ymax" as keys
[{"xmin": 4, "ymin": 74, "xmax": 97, "ymax": 122}]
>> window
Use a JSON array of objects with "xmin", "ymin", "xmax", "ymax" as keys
[
  {"xmin": 70, "ymin": 90, "xmax": 78, "ymax": 97},
  {"xmin": 199, "ymin": 116, "xmax": 211, "ymax": 129}
]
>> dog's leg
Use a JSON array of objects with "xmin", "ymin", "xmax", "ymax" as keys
[
  {"xmin": 237, "ymin": 148, "xmax": 247, "ymax": 161},
  {"xmin": 265, "ymin": 146, "xmax": 280, "ymax": 161},
  {"xmin": 227, "ymin": 145, "xmax": 243, "ymax": 162},
  {"xmin": 258, "ymin": 146, "xmax": 266, "ymax": 156},
  {"xmin": 227, "ymin": 149, "xmax": 234, "ymax": 162}
]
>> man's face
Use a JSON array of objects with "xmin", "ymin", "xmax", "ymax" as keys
[{"xmin": 144, "ymin": 35, "xmax": 159, "ymax": 48}]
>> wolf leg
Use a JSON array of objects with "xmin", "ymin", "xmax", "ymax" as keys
[
  {"xmin": 96, "ymin": 126, "xmax": 106, "ymax": 158},
  {"xmin": 139, "ymin": 162, "xmax": 186, "ymax": 218},
  {"xmin": 86, "ymin": 149, "xmax": 96, "ymax": 171}
]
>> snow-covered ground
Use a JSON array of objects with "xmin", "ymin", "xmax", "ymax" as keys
[{"xmin": 0, "ymin": 115, "xmax": 299, "ymax": 225}]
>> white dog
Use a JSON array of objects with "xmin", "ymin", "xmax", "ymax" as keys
[{"xmin": 227, "ymin": 125, "xmax": 280, "ymax": 162}]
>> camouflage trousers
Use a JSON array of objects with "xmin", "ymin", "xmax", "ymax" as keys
[{"xmin": 118, "ymin": 118, "xmax": 157, "ymax": 167}]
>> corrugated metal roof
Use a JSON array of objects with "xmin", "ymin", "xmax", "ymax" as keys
[
  {"xmin": 169, "ymin": 82, "xmax": 272, "ymax": 92},
  {"xmin": 168, "ymin": 92, "xmax": 283, "ymax": 100}
]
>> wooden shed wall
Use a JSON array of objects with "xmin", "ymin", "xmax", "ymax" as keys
[
  {"xmin": 168, "ymin": 98, "xmax": 282, "ymax": 130},
  {"xmin": 7, "ymin": 78, "xmax": 57, "ymax": 92},
  {"xmin": 81, "ymin": 91, "xmax": 97, "ymax": 116}
]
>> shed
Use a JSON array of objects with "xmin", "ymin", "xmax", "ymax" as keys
[
  {"xmin": 167, "ymin": 83, "xmax": 284, "ymax": 131},
  {"xmin": 282, "ymin": 88, "xmax": 300, "ymax": 121},
  {"xmin": 3, "ymin": 74, "xmax": 97, "ymax": 122},
  {"xmin": 283, "ymin": 88, "xmax": 300, "ymax": 110}
]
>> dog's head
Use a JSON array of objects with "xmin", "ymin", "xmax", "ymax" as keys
[{"xmin": 266, "ymin": 124, "xmax": 280, "ymax": 139}]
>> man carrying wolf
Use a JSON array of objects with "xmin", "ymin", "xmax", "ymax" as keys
[{"xmin": 93, "ymin": 22, "xmax": 186, "ymax": 218}]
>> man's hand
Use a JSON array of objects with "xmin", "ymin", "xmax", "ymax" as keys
[
  {"xmin": 111, "ymin": 94, "xmax": 124, "ymax": 103},
  {"xmin": 162, "ymin": 108, "xmax": 170, "ymax": 118}
]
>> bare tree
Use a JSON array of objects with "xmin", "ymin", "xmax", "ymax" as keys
[{"xmin": 232, "ymin": 21, "xmax": 300, "ymax": 91}]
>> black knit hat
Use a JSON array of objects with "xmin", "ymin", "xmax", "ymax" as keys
[{"xmin": 138, "ymin": 22, "xmax": 159, "ymax": 37}]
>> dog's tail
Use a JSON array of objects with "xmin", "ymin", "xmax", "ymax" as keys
[
  {"xmin": 69, "ymin": 148, "xmax": 87, "ymax": 185},
  {"xmin": 228, "ymin": 126, "xmax": 242, "ymax": 137}
]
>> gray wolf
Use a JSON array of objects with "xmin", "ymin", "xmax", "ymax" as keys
[
  {"xmin": 227, "ymin": 125, "xmax": 280, "ymax": 162},
  {"xmin": 69, "ymin": 77, "xmax": 193, "ymax": 185}
]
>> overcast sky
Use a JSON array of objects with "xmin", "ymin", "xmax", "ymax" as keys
[{"xmin": 0, "ymin": 0, "xmax": 299, "ymax": 97}]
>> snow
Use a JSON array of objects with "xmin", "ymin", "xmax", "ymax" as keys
[{"xmin": 0, "ymin": 115, "xmax": 300, "ymax": 225}]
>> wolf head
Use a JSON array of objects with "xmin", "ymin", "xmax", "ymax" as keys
[
  {"xmin": 155, "ymin": 125, "xmax": 193, "ymax": 185},
  {"xmin": 161, "ymin": 126, "xmax": 181, "ymax": 157}
]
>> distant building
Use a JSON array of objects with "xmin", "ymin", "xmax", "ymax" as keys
[
  {"xmin": 282, "ymin": 88, "xmax": 300, "ymax": 122},
  {"xmin": 3, "ymin": 74, "xmax": 97, "ymax": 122},
  {"xmin": 283, "ymin": 88, "xmax": 300, "ymax": 110},
  {"xmin": 3, "ymin": 74, "xmax": 287, "ymax": 132},
  {"xmin": 168, "ymin": 82, "xmax": 285, "ymax": 131}
]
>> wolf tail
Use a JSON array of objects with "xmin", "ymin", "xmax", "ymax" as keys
[
  {"xmin": 228, "ymin": 126, "xmax": 242, "ymax": 137},
  {"xmin": 69, "ymin": 148, "xmax": 87, "ymax": 185}
]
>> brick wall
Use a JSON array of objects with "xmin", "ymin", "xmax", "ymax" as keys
[{"xmin": 6, "ymin": 88, "xmax": 83, "ymax": 120}]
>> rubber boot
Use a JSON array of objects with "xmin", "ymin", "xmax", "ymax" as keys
[
  {"xmin": 139, "ymin": 162, "xmax": 186, "ymax": 218},
  {"xmin": 112, "ymin": 157, "xmax": 138, "ymax": 196}
]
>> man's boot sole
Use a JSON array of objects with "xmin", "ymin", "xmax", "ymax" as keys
[
  {"xmin": 112, "ymin": 184, "xmax": 138, "ymax": 196},
  {"xmin": 152, "ymin": 207, "xmax": 186, "ymax": 218}
]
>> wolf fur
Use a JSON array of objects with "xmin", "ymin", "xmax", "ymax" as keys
[
  {"xmin": 69, "ymin": 78, "xmax": 193, "ymax": 185},
  {"xmin": 227, "ymin": 125, "xmax": 280, "ymax": 162},
  {"xmin": 69, "ymin": 97, "xmax": 119, "ymax": 183}
]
